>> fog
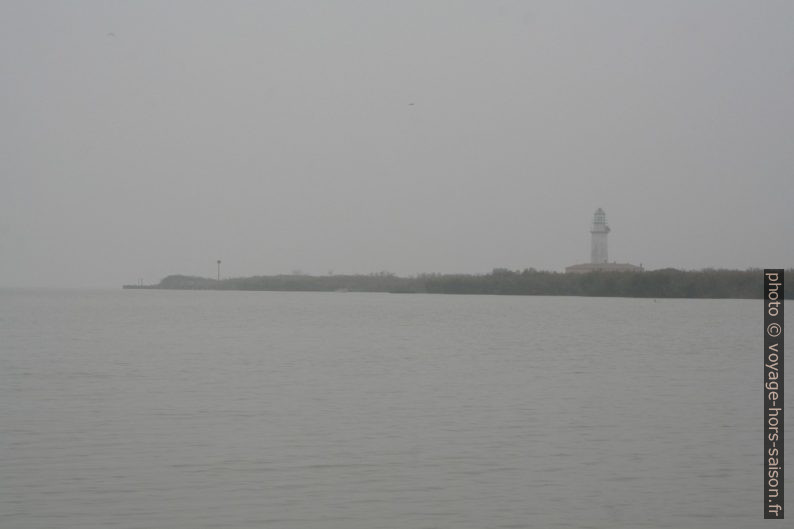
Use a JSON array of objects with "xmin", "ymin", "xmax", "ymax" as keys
[{"xmin": 2, "ymin": 1, "xmax": 792, "ymax": 287}]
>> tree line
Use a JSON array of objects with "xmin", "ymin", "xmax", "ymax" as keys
[{"xmin": 130, "ymin": 268, "xmax": 792, "ymax": 299}]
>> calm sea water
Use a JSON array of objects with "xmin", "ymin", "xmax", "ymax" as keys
[{"xmin": 0, "ymin": 289, "xmax": 780, "ymax": 528}]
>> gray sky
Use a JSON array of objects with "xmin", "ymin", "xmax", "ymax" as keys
[{"xmin": 2, "ymin": 0, "xmax": 792, "ymax": 287}]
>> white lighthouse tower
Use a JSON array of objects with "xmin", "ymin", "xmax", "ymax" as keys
[
  {"xmin": 590, "ymin": 207, "xmax": 610, "ymax": 264},
  {"xmin": 565, "ymin": 208, "xmax": 642, "ymax": 273}
]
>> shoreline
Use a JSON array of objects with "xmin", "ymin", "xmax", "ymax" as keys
[{"xmin": 123, "ymin": 268, "xmax": 792, "ymax": 300}]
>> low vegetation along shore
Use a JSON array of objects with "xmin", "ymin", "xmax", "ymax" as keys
[{"xmin": 124, "ymin": 268, "xmax": 792, "ymax": 299}]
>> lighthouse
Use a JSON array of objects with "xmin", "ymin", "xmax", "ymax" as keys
[
  {"xmin": 590, "ymin": 208, "xmax": 610, "ymax": 264},
  {"xmin": 565, "ymin": 208, "xmax": 642, "ymax": 273}
]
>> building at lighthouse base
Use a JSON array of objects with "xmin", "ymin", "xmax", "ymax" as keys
[{"xmin": 565, "ymin": 262, "xmax": 644, "ymax": 274}]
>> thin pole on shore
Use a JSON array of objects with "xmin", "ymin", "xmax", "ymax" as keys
[{"xmin": 217, "ymin": 260, "xmax": 221, "ymax": 282}]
